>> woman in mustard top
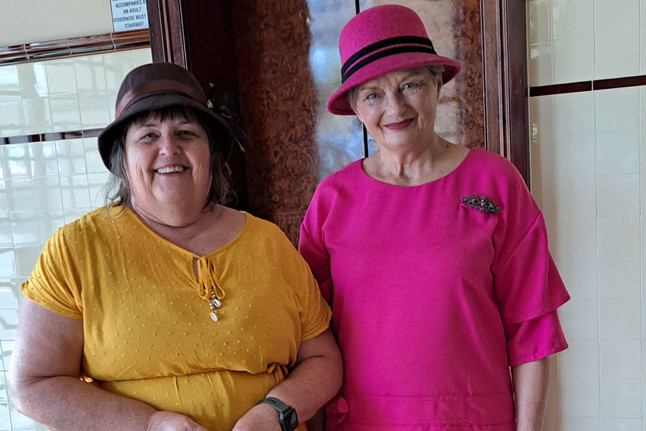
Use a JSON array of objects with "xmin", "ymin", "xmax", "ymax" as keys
[{"xmin": 9, "ymin": 63, "xmax": 342, "ymax": 431}]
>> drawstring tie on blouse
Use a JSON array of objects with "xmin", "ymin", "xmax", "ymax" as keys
[{"xmin": 196, "ymin": 257, "xmax": 226, "ymax": 322}]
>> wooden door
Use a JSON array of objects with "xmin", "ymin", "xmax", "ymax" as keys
[{"xmin": 147, "ymin": 0, "xmax": 528, "ymax": 243}]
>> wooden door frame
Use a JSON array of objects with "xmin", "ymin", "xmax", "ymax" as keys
[{"xmin": 481, "ymin": 0, "xmax": 529, "ymax": 183}]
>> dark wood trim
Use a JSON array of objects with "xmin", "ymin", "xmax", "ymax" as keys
[
  {"xmin": 0, "ymin": 30, "xmax": 150, "ymax": 65},
  {"xmin": 1, "ymin": 128, "xmax": 102, "ymax": 146},
  {"xmin": 529, "ymin": 74, "xmax": 646, "ymax": 97},
  {"xmin": 146, "ymin": 0, "xmax": 188, "ymax": 66},
  {"xmin": 594, "ymin": 74, "xmax": 646, "ymax": 90},
  {"xmin": 481, "ymin": 0, "xmax": 530, "ymax": 184},
  {"xmin": 529, "ymin": 81, "xmax": 592, "ymax": 97}
]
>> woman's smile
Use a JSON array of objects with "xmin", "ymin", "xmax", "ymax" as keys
[{"xmin": 384, "ymin": 119, "xmax": 414, "ymax": 130}]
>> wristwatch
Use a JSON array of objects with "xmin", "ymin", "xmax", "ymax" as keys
[{"xmin": 259, "ymin": 396, "xmax": 298, "ymax": 431}]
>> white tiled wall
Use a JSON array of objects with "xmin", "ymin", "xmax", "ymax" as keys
[
  {"xmin": 528, "ymin": 1, "xmax": 646, "ymax": 429},
  {"xmin": 0, "ymin": 48, "xmax": 151, "ymax": 431}
]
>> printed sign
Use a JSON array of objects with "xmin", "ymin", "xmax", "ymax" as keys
[{"xmin": 111, "ymin": 0, "xmax": 149, "ymax": 32}]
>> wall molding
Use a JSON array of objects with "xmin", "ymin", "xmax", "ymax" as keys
[
  {"xmin": 529, "ymin": 74, "xmax": 646, "ymax": 97},
  {"xmin": 0, "ymin": 29, "xmax": 150, "ymax": 65},
  {"xmin": 1, "ymin": 128, "xmax": 103, "ymax": 146}
]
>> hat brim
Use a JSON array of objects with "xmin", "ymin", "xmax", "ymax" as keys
[
  {"xmin": 98, "ymin": 93, "xmax": 233, "ymax": 173},
  {"xmin": 326, "ymin": 53, "xmax": 462, "ymax": 115}
]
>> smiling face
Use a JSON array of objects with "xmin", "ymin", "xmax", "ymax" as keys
[
  {"xmin": 351, "ymin": 66, "xmax": 441, "ymax": 153},
  {"xmin": 123, "ymin": 110, "xmax": 212, "ymax": 219}
]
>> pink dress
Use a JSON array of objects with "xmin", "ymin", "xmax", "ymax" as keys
[{"xmin": 298, "ymin": 148, "xmax": 569, "ymax": 430}]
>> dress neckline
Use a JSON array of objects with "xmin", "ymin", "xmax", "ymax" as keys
[{"xmin": 357, "ymin": 147, "xmax": 475, "ymax": 189}]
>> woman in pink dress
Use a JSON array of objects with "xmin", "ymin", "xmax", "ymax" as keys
[{"xmin": 298, "ymin": 5, "xmax": 569, "ymax": 431}]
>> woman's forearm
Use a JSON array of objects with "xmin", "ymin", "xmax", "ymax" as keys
[
  {"xmin": 11, "ymin": 374, "xmax": 155, "ymax": 431},
  {"xmin": 511, "ymin": 357, "xmax": 549, "ymax": 431},
  {"xmin": 266, "ymin": 330, "xmax": 343, "ymax": 422}
]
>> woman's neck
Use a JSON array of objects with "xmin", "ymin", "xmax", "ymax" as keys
[
  {"xmin": 132, "ymin": 202, "xmax": 241, "ymax": 256},
  {"xmin": 364, "ymin": 136, "xmax": 467, "ymax": 186}
]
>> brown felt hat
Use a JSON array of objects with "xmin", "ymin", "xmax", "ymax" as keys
[{"xmin": 98, "ymin": 62, "xmax": 232, "ymax": 172}]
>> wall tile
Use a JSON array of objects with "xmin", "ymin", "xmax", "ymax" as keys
[
  {"xmin": 83, "ymin": 137, "xmax": 106, "ymax": 174},
  {"xmin": 0, "ymin": 309, "xmax": 17, "ymax": 339},
  {"xmin": 55, "ymin": 140, "xmax": 86, "ymax": 175},
  {"xmin": 595, "ymin": 87, "xmax": 640, "ymax": 133},
  {"xmin": 0, "ymin": 221, "xmax": 11, "ymax": 249},
  {"xmin": 601, "ymin": 418, "xmax": 643, "ymax": 430},
  {"xmin": 595, "ymin": 33, "xmax": 640, "ymax": 80},
  {"xmin": 74, "ymin": 54, "xmax": 106, "ymax": 95},
  {"xmin": 0, "ymin": 402, "xmax": 11, "ymax": 431},
  {"xmin": 60, "ymin": 175, "xmax": 91, "ymax": 210},
  {"xmin": 547, "ymin": 216, "xmax": 596, "ymax": 262},
  {"xmin": 104, "ymin": 51, "xmax": 135, "ymax": 92},
  {"xmin": 44, "ymin": 60, "xmax": 77, "ymax": 96},
  {"xmin": 0, "ymin": 66, "xmax": 20, "ymax": 94},
  {"xmin": 552, "ymin": 0, "xmax": 594, "ymax": 40},
  {"xmin": 21, "ymin": 97, "xmax": 52, "ymax": 134},
  {"xmin": 595, "ymin": 0, "xmax": 640, "ymax": 79},
  {"xmin": 596, "ymin": 130, "xmax": 639, "ymax": 175},
  {"xmin": 560, "ymin": 376, "xmax": 600, "ymax": 416},
  {"xmin": 0, "ymin": 98, "xmax": 24, "ymax": 136},
  {"xmin": 561, "ymin": 416, "xmax": 601, "ymax": 431},
  {"xmin": 133, "ymin": 47, "xmax": 152, "ymax": 66},
  {"xmin": 10, "ymin": 212, "xmax": 39, "ymax": 246},
  {"xmin": 597, "ymin": 216, "xmax": 640, "ymax": 260},
  {"xmin": 529, "ymin": 42, "xmax": 553, "ymax": 87},
  {"xmin": 598, "ymin": 258, "xmax": 640, "ymax": 299},
  {"xmin": 17, "ymin": 62, "xmax": 48, "ymax": 99},
  {"xmin": 48, "ymin": 96, "xmax": 81, "ymax": 132},
  {"xmin": 553, "ymin": 92, "xmax": 595, "ymax": 137},
  {"xmin": 599, "ymin": 299, "xmax": 641, "ymax": 339},
  {"xmin": 600, "ymin": 379, "xmax": 642, "ymax": 418},
  {"xmin": 529, "ymin": 95, "xmax": 554, "ymax": 216},
  {"xmin": 552, "ymin": 37, "xmax": 594, "ymax": 84},
  {"xmin": 87, "ymin": 172, "xmax": 109, "ymax": 209},
  {"xmin": 13, "ymin": 246, "xmax": 41, "ymax": 279},
  {"xmin": 559, "ymin": 339, "xmax": 599, "ymax": 381},
  {"xmin": 555, "ymin": 257, "xmax": 597, "ymax": 300},
  {"xmin": 600, "ymin": 339, "xmax": 641, "ymax": 379},
  {"xmin": 0, "ymin": 250, "xmax": 15, "ymax": 279},
  {"xmin": 32, "ymin": 176, "xmax": 62, "ymax": 211},
  {"xmin": 34, "ymin": 210, "xmax": 64, "ymax": 246},
  {"xmin": 78, "ymin": 95, "xmax": 110, "ymax": 129},
  {"xmin": 560, "ymin": 299, "xmax": 599, "ymax": 340},
  {"xmin": 597, "ymin": 174, "xmax": 640, "ymax": 217},
  {"xmin": 528, "ymin": 0, "xmax": 550, "ymax": 43}
]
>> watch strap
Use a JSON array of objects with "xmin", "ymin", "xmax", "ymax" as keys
[{"xmin": 259, "ymin": 397, "xmax": 298, "ymax": 431}]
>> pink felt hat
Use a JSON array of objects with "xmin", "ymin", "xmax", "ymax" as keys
[{"xmin": 326, "ymin": 4, "xmax": 462, "ymax": 116}]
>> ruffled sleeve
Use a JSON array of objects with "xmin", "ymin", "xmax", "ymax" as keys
[{"xmin": 490, "ymin": 162, "xmax": 570, "ymax": 365}]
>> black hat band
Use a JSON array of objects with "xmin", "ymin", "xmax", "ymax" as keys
[{"xmin": 341, "ymin": 36, "xmax": 437, "ymax": 83}]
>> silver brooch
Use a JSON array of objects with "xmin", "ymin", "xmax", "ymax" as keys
[{"xmin": 461, "ymin": 195, "xmax": 501, "ymax": 213}]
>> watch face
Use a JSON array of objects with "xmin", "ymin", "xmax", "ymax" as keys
[{"xmin": 281, "ymin": 408, "xmax": 298, "ymax": 431}]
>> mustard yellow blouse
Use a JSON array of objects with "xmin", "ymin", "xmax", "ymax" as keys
[{"xmin": 22, "ymin": 206, "xmax": 331, "ymax": 430}]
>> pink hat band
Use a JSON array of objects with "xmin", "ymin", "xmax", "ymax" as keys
[{"xmin": 341, "ymin": 35, "xmax": 438, "ymax": 83}]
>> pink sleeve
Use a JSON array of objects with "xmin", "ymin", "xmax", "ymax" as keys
[
  {"xmin": 493, "ymin": 212, "xmax": 570, "ymax": 325},
  {"xmin": 298, "ymin": 190, "xmax": 333, "ymax": 304},
  {"xmin": 504, "ymin": 310, "xmax": 568, "ymax": 366},
  {"xmin": 489, "ymin": 161, "xmax": 569, "ymax": 363}
]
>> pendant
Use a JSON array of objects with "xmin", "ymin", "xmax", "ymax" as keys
[{"xmin": 210, "ymin": 311, "xmax": 219, "ymax": 322}]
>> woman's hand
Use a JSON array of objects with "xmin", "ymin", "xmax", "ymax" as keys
[
  {"xmin": 232, "ymin": 403, "xmax": 281, "ymax": 431},
  {"xmin": 145, "ymin": 411, "xmax": 208, "ymax": 431}
]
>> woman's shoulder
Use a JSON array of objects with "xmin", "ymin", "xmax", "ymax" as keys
[{"xmin": 462, "ymin": 147, "xmax": 527, "ymax": 185}]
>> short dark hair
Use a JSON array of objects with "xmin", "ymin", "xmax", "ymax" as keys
[{"xmin": 105, "ymin": 105, "xmax": 232, "ymax": 208}]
